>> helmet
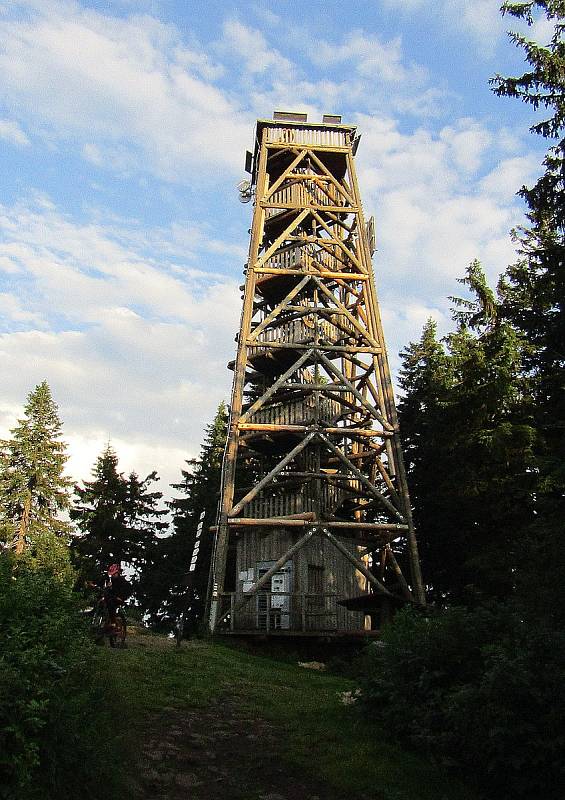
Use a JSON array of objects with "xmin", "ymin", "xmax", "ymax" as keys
[{"xmin": 108, "ymin": 563, "xmax": 121, "ymax": 577}]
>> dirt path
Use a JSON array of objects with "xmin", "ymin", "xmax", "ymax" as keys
[{"xmin": 126, "ymin": 639, "xmax": 353, "ymax": 800}]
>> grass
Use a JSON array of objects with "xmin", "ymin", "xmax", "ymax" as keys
[{"xmin": 100, "ymin": 631, "xmax": 478, "ymax": 800}]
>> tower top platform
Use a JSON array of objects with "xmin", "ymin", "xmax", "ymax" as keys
[{"xmin": 251, "ymin": 112, "xmax": 358, "ymax": 183}]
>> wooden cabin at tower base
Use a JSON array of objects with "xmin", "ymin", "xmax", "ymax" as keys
[{"xmin": 221, "ymin": 526, "xmax": 368, "ymax": 633}]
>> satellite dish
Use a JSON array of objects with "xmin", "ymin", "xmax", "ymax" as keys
[{"xmin": 236, "ymin": 179, "xmax": 253, "ymax": 204}]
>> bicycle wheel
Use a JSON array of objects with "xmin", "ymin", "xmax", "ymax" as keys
[
  {"xmin": 91, "ymin": 606, "xmax": 106, "ymax": 644},
  {"xmin": 109, "ymin": 613, "xmax": 127, "ymax": 648}
]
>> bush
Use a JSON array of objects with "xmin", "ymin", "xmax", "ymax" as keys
[
  {"xmin": 361, "ymin": 605, "xmax": 565, "ymax": 799},
  {"xmin": 0, "ymin": 549, "xmax": 124, "ymax": 800}
]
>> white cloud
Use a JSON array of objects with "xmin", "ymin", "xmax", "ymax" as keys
[
  {"xmin": 355, "ymin": 113, "xmax": 527, "ymax": 337},
  {"xmin": 0, "ymin": 118, "xmax": 30, "ymax": 146},
  {"xmin": 0, "ymin": 195, "xmax": 240, "ymax": 494},
  {"xmin": 380, "ymin": 0, "xmax": 505, "ymax": 53},
  {"xmin": 221, "ymin": 19, "xmax": 294, "ymax": 79},
  {"xmin": 309, "ymin": 31, "xmax": 426, "ymax": 85},
  {"xmin": 479, "ymin": 154, "xmax": 540, "ymax": 199},
  {"xmin": 0, "ymin": 1, "xmax": 251, "ymax": 181},
  {"xmin": 440, "ymin": 118, "xmax": 492, "ymax": 174}
]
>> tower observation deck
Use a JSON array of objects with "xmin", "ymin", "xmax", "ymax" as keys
[{"xmin": 208, "ymin": 112, "xmax": 425, "ymax": 635}]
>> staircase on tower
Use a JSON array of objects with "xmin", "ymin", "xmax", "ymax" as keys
[{"xmin": 207, "ymin": 111, "xmax": 425, "ymax": 637}]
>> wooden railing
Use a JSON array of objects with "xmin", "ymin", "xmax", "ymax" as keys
[
  {"xmin": 223, "ymin": 591, "xmax": 340, "ymax": 632},
  {"xmin": 242, "ymin": 480, "xmax": 345, "ymax": 519},
  {"xmin": 265, "ymin": 126, "xmax": 348, "ymax": 147},
  {"xmin": 254, "ymin": 395, "xmax": 341, "ymax": 427}
]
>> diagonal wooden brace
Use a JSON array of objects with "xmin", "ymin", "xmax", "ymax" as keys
[
  {"xmin": 322, "ymin": 528, "xmax": 394, "ymax": 598},
  {"xmin": 239, "ymin": 349, "xmax": 314, "ymax": 423},
  {"xmin": 214, "ymin": 528, "xmax": 316, "ymax": 629},
  {"xmin": 318, "ymin": 351, "xmax": 393, "ymax": 431},
  {"xmin": 228, "ymin": 432, "xmax": 315, "ymax": 517},
  {"xmin": 318, "ymin": 432, "xmax": 405, "ymax": 522}
]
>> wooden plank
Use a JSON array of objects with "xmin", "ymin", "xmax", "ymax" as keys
[
  {"xmin": 264, "ymin": 149, "xmax": 307, "ymax": 199},
  {"xmin": 246, "ymin": 341, "xmax": 381, "ymax": 354},
  {"xmin": 262, "ymin": 202, "xmax": 358, "ymax": 214},
  {"xmin": 215, "ymin": 529, "xmax": 317, "ymax": 627},
  {"xmin": 327, "ymin": 521, "xmax": 408, "ymax": 531},
  {"xmin": 239, "ymin": 348, "xmax": 313, "ymax": 423},
  {"xmin": 238, "ymin": 423, "xmax": 390, "ymax": 439},
  {"xmin": 322, "ymin": 529, "xmax": 394, "ymax": 597},
  {"xmin": 228, "ymin": 518, "xmax": 309, "ymax": 527},
  {"xmin": 255, "ymin": 267, "xmax": 368, "ymax": 281},
  {"xmin": 267, "ymin": 142, "xmax": 351, "ymax": 154},
  {"xmin": 228, "ymin": 432, "xmax": 315, "ymax": 517},
  {"xmin": 248, "ymin": 275, "xmax": 311, "ymax": 342},
  {"xmin": 239, "ymin": 423, "xmax": 309, "ymax": 433}
]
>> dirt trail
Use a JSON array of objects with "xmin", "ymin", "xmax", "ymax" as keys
[{"xmin": 125, "ymin": 638, "xmax": 353, "ymax": 800}]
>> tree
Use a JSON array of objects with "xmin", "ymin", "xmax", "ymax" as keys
[
  {"xmin": 71, "ymin": 444, "xmax": 167, "ymax": 585},
  {"xmin": 0, "ymin": 381, "xmax": 72, "ymax": 555},
  {"xmin": 492, "ymin": 1, "xmax": 565, "ymax": 619},
  {"xmin": 137, "ymin": 403, "xmax": 228, "ymax": 631},
  {"xmin": 399, "ymin": 263, "xmax": 536, "ymax": 603}
]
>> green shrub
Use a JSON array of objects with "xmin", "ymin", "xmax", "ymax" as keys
[
  {"xmin": 0, "ymin": 549, "xmax": 124, "ymax": 800},
  {"xmin": 361, "ymin": 605, "xmax": 565, "ymax": 799}
]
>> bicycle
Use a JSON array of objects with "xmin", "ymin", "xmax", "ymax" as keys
[{"xmin": 90, "ymin": 596, "xmax": 127, "ymax": 648}]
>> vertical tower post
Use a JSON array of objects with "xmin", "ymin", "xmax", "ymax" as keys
[{"xmin": 209, "ymin": 113, "xmax": 425, "ymax": 634}]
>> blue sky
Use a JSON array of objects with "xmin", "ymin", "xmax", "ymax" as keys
[{"xmin": 0, "ymin": 0, "xmax": 552, "ymax": 493}]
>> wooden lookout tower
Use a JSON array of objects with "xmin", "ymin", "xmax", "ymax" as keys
[{"xmin": 208, "ymin": 112, "xmax": 425, "ymax": 636}]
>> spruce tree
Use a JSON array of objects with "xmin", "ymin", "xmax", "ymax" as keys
[
  {"xmin": 492, "ymin": 1, "xmax": 565, "ymax": 619},
  {"xmin": 0, "ymin": 381, "xmax": 72, "ymax": 554},
  {"xmin": 71, "ymin": 444, "xmax": 167, "ymax": 585},
  {"xmin": 399, "ymin": 264, "xmax": 536, "ymax": 603},
  {"xmin": 137, "ymin": 403, "xmax": 228, "ymax": 630}
]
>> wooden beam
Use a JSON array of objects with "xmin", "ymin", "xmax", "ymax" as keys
[
  {"xmin": 239, "ymin": 348, "xmax": 314, "ymax": 423},
  {"xmin": 255, "ymin": 267, "xmax": 368, "ymax": 281},
  {"xmin": 228, "ymin": 432, "xmax": 315, "ymax": 517},
  {"xmin": 318, "ymin": 433, "xmax": 405, "ymax": 522},
  {"xmin": 246, "ymin": 341, "xmax": 381, "ymax": 354},
  {"xmin": 322, "ymin": 528, "xmax": 394, "ymax": 597},
  {"xmin": 214, "ymin": 529, "xmax": 317, "ymax": 628}
]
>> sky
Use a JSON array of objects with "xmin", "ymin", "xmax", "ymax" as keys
[{"xmin": 0, "ymin": 0, "xmax": 552, "ymax": 498}]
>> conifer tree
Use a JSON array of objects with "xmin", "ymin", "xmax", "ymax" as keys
[
  {"xmin": 399, "ymin": 264, "xmax": 536, "ymax": 602},
  {"xmin": 137, "ymin": 403, "xmax": 228, "ymax": 630},
  {"xmin": 492, "ymin": 1, "xmax": 565, "ymax": 618},
  {"xmin": 0, "ymin": 381, "xmax": 72, "ymax": 554},
  {"xmin": 71, "ymin": 444, "xmax": 167, "ymax": 584}
]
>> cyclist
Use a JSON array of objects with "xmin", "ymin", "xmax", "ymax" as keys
[
  {"xmin": 104, "ymin": 563, "xmax": 132, "ymax": 626},
  {"xmin": 86, "ymin": 564, "xmax": 132, "ymax": 627}
]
